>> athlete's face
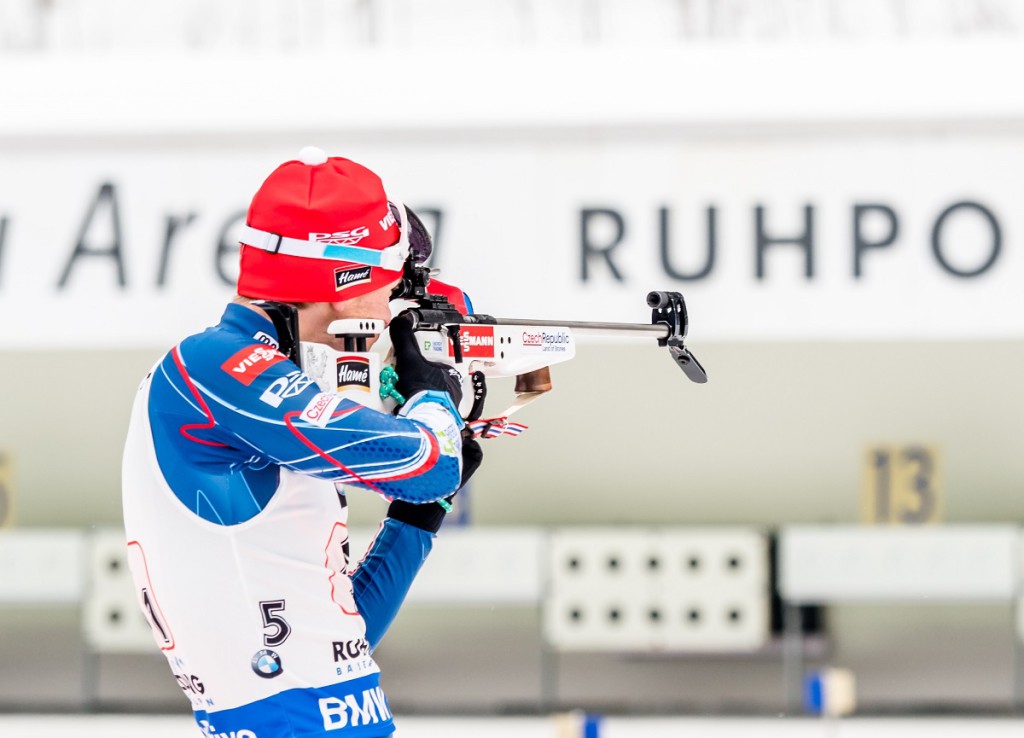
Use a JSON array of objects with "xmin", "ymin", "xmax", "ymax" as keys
[{"xmin": 297, "ymin": 278, "xmax": 401, "ymax": 351}]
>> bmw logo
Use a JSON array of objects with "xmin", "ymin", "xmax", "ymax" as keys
[{"xmin": 251, "ymin": 649, "xmax": 283, "ymax": 679}]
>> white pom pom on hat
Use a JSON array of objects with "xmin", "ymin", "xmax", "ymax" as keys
[{"xmin": 297, "ymin": 146, "xmax": 328, "ymax": 166}]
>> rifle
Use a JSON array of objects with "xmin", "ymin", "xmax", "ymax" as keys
[{"xmin": 298, "ymin": 258, "xmax": 706, "ymax": 435}]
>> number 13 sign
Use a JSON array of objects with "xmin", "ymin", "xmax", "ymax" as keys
[{"xmin": 862, "ymin": 445, "xmax": 942, "ymax": 525}]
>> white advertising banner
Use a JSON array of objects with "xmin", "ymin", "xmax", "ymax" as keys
[{"xmin": 0, "ymin": 135, "xmax": 1021, "ymax": 348}]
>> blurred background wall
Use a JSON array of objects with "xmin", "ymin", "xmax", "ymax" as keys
[{"xmin": 1, "ymin": 0, "xmax": 1023, "ymax": 720}]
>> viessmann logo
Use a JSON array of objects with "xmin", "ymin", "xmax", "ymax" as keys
[
  {"xmin": 447, "ymin": 325, "xmax": 495, "ymax": 359},
  {"xmin": 221, "ymin": 345, "xmax": 287, "ymax": 385},
  {"xmin": 336, "ymin": 356, "xmax": 371, "ymax": 392}
]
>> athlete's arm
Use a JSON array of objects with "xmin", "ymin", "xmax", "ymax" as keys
[
  {"xmin": 169, "ymin": 337, "xmax": 463, "ymax": 503},
  {"xmin": 349, "ymin": 519, "xmax": 434, "ymax": 650}
]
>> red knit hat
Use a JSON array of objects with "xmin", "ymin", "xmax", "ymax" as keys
[{"xmin": 237, "ymin": 147, "xmax": 409, "ymax": 303}]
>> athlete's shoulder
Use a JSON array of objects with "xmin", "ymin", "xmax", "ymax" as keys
[{"xmin": 177, "ymin": 303, "xmax": 285, "ymax": 380}]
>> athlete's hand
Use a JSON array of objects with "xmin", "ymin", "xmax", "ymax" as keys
[
  {"xmin": 389, "ymin": 315, "xmax": 464, "ymax": 408},
  {"xmin": 386, "ymin": 436, "xmax": 483, "ymax": 533}
]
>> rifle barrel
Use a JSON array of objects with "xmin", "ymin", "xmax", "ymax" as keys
[{"xmin": 489, "ymin": 317, "xmax": 670, "ymax": 338}]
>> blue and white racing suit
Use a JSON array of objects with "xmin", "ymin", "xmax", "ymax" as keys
[{"xmin": 122, "ymin": 302, "xmax": 465, "ymax": 738}]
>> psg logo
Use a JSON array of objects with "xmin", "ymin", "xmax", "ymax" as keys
[{"xmin": 251, "ymin": 649, "xmax": 283, "ymax": 679}]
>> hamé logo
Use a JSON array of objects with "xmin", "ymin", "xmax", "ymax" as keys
[
  {"xmin": 334, "ymin": 266, "xmax": 373, "ymax": 291},
  {"xmin": 336, "ymin": 356, "xmax": 371, "ymax": 392}
]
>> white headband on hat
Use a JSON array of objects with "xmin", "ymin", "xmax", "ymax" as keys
[{"xmin": 238, "ymin": 199, "xmax": 410, "ymax": 272}]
